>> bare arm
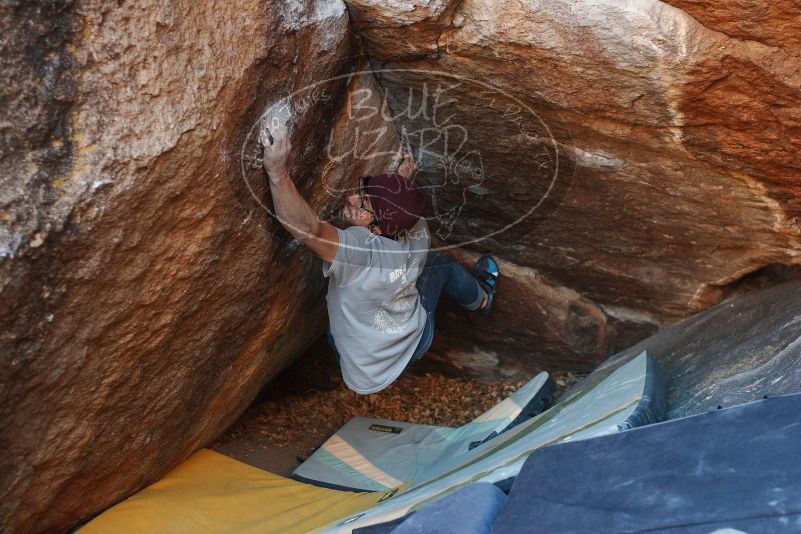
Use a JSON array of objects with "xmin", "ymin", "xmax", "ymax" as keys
[{"xmin": 261, "ymin": 125, "xmax": 339, "ymax": 263}]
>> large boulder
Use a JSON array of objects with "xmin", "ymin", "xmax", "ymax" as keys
[
  {"xmin": 0, "ymin": 1, "xmax": 400, "ymax": 531},
  {"xmin": 345, "ymin": 0, "xmax": 801, "ymax": 367}
]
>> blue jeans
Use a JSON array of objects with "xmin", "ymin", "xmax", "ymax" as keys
[{"xmin": 328, "ymin": 252, "xmax": 483, "ymax": 368}]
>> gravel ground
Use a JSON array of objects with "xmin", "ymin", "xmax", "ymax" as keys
[{"xmin": 212, "ymin": 337, "xmax": 585, "ymax": 471}]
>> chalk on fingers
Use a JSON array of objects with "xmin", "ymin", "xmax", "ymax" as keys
[{"xmin": 259, "ymin": 126, "xmax": 274, "ymax": 147}]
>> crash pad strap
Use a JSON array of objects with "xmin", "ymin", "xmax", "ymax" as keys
[{"xmin": 80, "ymin": 449, "xmax": 385, "ymax": 534}]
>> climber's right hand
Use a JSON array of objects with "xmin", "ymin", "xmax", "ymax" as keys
[{"xmin": 261, "ymin": 124, "xmax": 291, "ymax": 178}]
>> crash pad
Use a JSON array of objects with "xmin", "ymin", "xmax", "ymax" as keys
[
  {"xmin": 82, "ymin": 352, "xmax": 664, "ymax": 533},
  {"xmin": 493, "ymin": 393, "xmax": 801, "ymax": 533},
  {"xmin": 323, "ymin": 351, "xmax": 664, "ymax": 531},
  {"xmin": 79, "ymin": 449, "xmax": 387, "ymax": 534},
  {"xmin": 293, "ymin": 372, "xmax": 554, "ymax": 491}
]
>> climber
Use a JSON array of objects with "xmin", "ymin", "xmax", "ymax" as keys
[{"xmin": 260, "ymin": 123, "xmax": 499, "ymax": 394}]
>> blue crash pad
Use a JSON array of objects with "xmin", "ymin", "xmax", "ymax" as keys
[
  {"xmin": 392, "ymin": 483, "xmax": 506, "ymax": 534},
  {"xmin": 354, "ymin": 483, "xmax": 506, "ymax": 534},
  {"xmin": 493, "ymin": 393, "xmax": 801, "ymax": 533}
]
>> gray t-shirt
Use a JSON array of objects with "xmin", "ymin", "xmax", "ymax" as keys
[{"xmin": 323, "ymin": 219, "xmax": 430, "ymax": 394}]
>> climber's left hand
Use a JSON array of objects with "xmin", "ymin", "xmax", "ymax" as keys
[{"xmin": 397, "ymin": 150, "xmax": 417, "ymax": 178}]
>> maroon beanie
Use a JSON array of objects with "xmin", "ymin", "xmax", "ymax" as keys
[{"xmin": 366, "ymin": 173, "xmax": 426, "ymax": 239}]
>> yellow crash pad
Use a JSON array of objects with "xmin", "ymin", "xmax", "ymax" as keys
[{"xmin": 81, "ymin": 449, "xmax": 387, "ymax": 533}]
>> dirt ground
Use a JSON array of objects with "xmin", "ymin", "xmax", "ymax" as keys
[{"xmin": 212, "ymin": 336, "xmax": 584, "ymax": 476}]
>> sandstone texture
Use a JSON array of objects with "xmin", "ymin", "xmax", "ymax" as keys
[
  {"xmin": 3, "ymin": 0, "xmax": 801, "ymax": 531},
  {"xmin": 0, "ymin": 1, "xmax": 399, "ymax": 531},
  {"xmin": 662, "ymin": 0, "xmax": 801, "ymax": 51},
  {"xmin": 419, "ymin": 250, "xmax": 616, "ymax": 379},
  {"xmin": 345, "ymin": 0, "xmax": 801, "ymax": 357}
]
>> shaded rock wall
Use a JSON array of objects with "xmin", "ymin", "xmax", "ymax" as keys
[
  {"xmin": 418, "ymin": 250, "xmax": 615, "ymax": 379},
  {"xmin": 0, "ymin": 1, "xmax": 399, "ymax": 531},
  {"xmin": 345, "ymin": 0, "xmax": 801, "ymax": 370}
]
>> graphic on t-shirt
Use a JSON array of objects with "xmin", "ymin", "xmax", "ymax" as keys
[{"xmin": 372, "ymin": 255, "xmax": 422, "ymax": 334}]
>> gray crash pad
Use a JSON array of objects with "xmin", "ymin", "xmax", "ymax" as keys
[{"xmin": 493, "ymin": 393, "xmax": 801, "ymax": 533}]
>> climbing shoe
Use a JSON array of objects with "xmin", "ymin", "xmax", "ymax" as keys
[{"xmin": 473, "ymin": 254, "xmax": 500, "ymax": 316}]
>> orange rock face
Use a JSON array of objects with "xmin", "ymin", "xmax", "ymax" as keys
[
  {"xmin": 345, "ymin": 0, "xmax": 801, "ymax": 351},
  {"xmin": 662, "ymin": 0, "xmax": 801, "ymax": 50},
  {"xmin": 0, "ymin": 1, "xmax": 399, "ymax": 531}
]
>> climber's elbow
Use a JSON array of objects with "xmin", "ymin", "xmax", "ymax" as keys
[{"xmin": 299, "ymin": 219, "xmax": 338, "ymax": 263}]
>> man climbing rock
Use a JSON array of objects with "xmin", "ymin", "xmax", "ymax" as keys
[{"xmin": 261, "ymin": 124, "xmax": 499, "ymax": 394}]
